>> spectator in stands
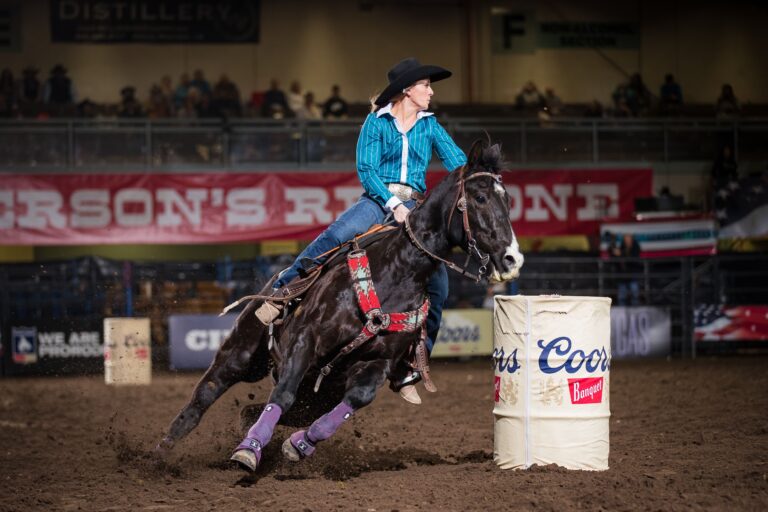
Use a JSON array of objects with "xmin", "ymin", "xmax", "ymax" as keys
[
  {"xmin": 17, "ymin": 67, "xmax": 42, "ymax": 112},
  {"xmin": 160, "ymin": 75, "xmax": 174, "ymax": 101},
  {"xmin": 712, "ymin": 144, "xmax": 738, "ymax": 185},
  {"xmin": 77, "ymin": 98, "xmax": 99, "ymax": 118},
  {"xmin": 659, "ymin": 73, "xmax": 683, "ymax": 115},
  {"xmin": 323, "ymin": 84, "xmax": 349, "ymax": 119},
  {"xmin": 212, "ymin": 74, "xmax": 242, "ymax": 118},
  {"xmin": 287, "ymin": 80, "xmax": 304, "ymax": 114},
  {"xmin": 611, "ymin": 233, "xmax": 642, "ymax": 306},
  {"xmin": 295, "ymin": 91, "xmax": 322, "ymax": 120},
  {"xmin": 190, "ymin": 69, "xmax": 211, "ymax": 98},
  {"xmin": 118, "ymin": 86, "xmax": 144, "ymax": 118},
  {"xmin": 174, "ymin": 73, "xmax": 192, "ymax": 109},
  {"xmin": 584, "ymin": 100, "xmax": 604, "ymax": 118},
  {"xmin": 0, "ymin": 92, "xmax": 13, "ymax": 117},
  {"xmin": 146, "ymin": 84, "xmax": 174, "ymax": 118},
  {"xmin": 611, "ymin": 84, "xmax": 633, "ymax": 117},
  {"xmin": 627, "ymin": 73, "xmax": 652, "ymax": 116},
  {"xmin": 515, "ymin": 81, "xmax": 544, "ymax": 110},
  {"xmin": 176, "ymin": 88, "xmax": 200, "ymax": 119},
  {"xmin": 43, "ymin": 64, "xmax": 77, "ymax": 114},
  {"xmin": 715, "ymin": 84, "xmax": 740, "ymax": 119},
  {"xmin": 0, "ymin": 69, "xmax": 16, "ymax": 112},
  {"xmin": 262, "ymin": 79, "xmax": 290, "ymax": 118},
  {"xmin": 543, "ymin": 87, "xmax": 563, "ymax": 116},
  {"xmin": 195, "ymin": 93, "xmax": 218, "ymax": 118}
]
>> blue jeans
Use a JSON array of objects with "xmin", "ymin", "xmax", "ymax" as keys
[
  {"xmin": 274, "ymin": 195, "xmax": 448, "ymax": 355},
  {"xmin": 617, "ymin": 280, "xmax": 640, "ymax": 306}
]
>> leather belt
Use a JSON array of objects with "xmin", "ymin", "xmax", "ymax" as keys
[{"xmin": 387, "ymin": 183, "xmax": 425, "ymax": 202}]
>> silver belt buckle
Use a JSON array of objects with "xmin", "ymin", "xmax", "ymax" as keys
[{"xmin": 387, "ymin": 183, "xmax": 412, "ymax": 202}]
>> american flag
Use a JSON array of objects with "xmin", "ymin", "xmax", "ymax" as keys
[
  {"xmin": 694, "ymin": 304, "xmax": 768, "ymax": 341},
  {"xmin": 715, "ymin": 172, "xmax": 768, "ymax": 238}
]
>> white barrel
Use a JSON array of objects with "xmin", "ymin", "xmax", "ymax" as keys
[
  {"xmin": 493, "ymin": 295, "xmax": 611, "ymax": 470},
  {"xmin": 104, "ymin": 318, "xmax": 152, "ymax": 385}
]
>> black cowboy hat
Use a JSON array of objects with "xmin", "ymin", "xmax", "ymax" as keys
[{"xmin": 374, "ymin": 58, "xmax": 452, "ymax": 107}]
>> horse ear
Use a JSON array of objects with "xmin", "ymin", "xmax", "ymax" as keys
[
  {"xmin": 488, "ymin": 143, "xmax": 501, "ymax": 161},
  {"xmin": 467, "ymin": 139, "xmax": 485, "ymax": 167}
]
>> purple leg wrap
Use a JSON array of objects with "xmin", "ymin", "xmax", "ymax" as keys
[
  {"xmin": 290, "ymin": 402, "xmax": 354, "ymax": 458},
  {"xmin": 234, "ymin": 403, "xmax": 283, "ymax": 461}
]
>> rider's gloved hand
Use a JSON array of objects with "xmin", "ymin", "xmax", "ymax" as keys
[{"xmin": 393, "ymin": 203, "xmax": 410, "ymax": 224}]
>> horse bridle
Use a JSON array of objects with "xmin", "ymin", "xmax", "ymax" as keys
[{"xmin": 404, "ymin": 167, "xmax": 503, "ymax": 282}]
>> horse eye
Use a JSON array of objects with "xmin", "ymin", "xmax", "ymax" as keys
[{"xmin": 476, "ymin": 194, "xmax": 487, "ymax": 204}]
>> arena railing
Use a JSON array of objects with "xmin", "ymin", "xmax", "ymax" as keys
[
  {"xmin": 2, "ymin": 254, "xmax": 765, "ymax": 363},
  {"xmin": 1, "ymin": 118, "xmax": 767, "ymax": 171}
]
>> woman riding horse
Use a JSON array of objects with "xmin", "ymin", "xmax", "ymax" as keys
[
  {"xmin": 257, "ymin": 57, "xmax": 467, "ymax": 405},
  {"xmin": 228, "ymin": 138, "xmax": 522, "ymax": 471}
]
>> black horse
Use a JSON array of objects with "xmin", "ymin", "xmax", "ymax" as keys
[{"xmin": 155, "ymin": 140, "xmax": 523, "ymax": 471}]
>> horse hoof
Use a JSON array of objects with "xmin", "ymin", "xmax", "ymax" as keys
[
  {"xmin": 281, "ymin": 437, "xmax": 301, "ymax": 462},
  {"xmin": 230, "ymin": 449, "xmax": 259, "ymax": 471}
]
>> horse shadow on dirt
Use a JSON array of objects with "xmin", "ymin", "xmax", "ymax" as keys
[
  {"xmin": 229, "ymin": 403, "xmax": 493, "ymax": 486},
  {"xmin": 106, "ymin": 405, "xmax": 491, "ymax": 486}
]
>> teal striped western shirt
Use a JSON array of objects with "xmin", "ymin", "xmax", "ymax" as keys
[{"xmin": 356, "ymin": 103, "xmax": 467, "ymax": 210}]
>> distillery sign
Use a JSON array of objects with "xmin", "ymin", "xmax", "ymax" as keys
[{"xmin": 51, "ymin": 0, "xmax": 261, "ymax": 43}]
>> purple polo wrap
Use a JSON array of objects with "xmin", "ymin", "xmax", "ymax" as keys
[
  {"xmin": 234, "ymin": 402, "xmax": 283, "ymax": 458},
  {"xmin": 290, "ymin": 402, "xmax": 354, "ymax": 458}
]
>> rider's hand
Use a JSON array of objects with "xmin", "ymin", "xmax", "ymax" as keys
[{"xmin": 393, "ymin": 204, "xmax": 410, "ymax": 224}]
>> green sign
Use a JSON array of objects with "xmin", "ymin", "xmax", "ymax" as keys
[{"xmin": 538, "ymin": 22, "xmax": 640, "ymax": 49}]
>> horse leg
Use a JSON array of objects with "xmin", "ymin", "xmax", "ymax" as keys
[
  {"xmin": 282, "ymin": 359, "xmax": 389, "ymax": 461},
  {"xmin": 230, "ymin": 332, "xmax": 314, "ymax": 471},
  {"xmin": 156, "ymin": 300, "xmax": 270, "ymax": 454},
  {"xmin": 155, "ymin": 357, "xmax": 244, "ymax": 454}
]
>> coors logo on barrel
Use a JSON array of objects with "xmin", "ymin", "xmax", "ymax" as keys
[{"xmin": 538, "ymin": 336, "xmax": 609, "ymax": 405}]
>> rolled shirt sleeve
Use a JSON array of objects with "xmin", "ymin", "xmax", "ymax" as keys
[{"xmin": 432, "ymin": 118, "xmax": 467, "ymax": 171}]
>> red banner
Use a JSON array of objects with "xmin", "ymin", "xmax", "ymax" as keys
[{"xmin": 0, "ymin": 169, "xmax": 650, "ymax": 245}]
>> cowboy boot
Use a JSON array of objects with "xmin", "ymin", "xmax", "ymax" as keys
[{"xmin": 394, "ymin": 371, "xmax": 422, "ymax": 405}]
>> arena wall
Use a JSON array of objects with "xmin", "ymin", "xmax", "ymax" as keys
[{"xmin": 5, "ymin": 0, "xmax": 767, "ymax": 105}]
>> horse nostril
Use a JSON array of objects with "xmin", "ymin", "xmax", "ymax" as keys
[{"xmin": 504, "ymin": 255, "xmax": 516, "ymax": 267}]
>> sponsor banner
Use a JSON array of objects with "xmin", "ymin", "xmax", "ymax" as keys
[
  {"xmin": 0, "ymin": 168, "xmax": 650, "ymax": 245},
  {"xmin": 12, "ymin": 327, "xmax": 38, "ymax": 364},
  {"xmin": 2, "ymin": 319, "xmax": 103, "ymax": 376},
  {"xmin": 432, "ymin": 309, "xmax": 493, "ymax": 358},
  {"xmin": 168, "ymin": 309, "xmax": 495, "ymax": 370},
  {"xmin": 168, "ymin": 313, "xmax": 236, "ymax": 370},
  {"xmin": 51, "ymin": 0, "xmax": 260, "ymax": 43},
  {"xmin": 600, "ymin": 218, "xmax": 717, "ymax": 258},
  {"xmin": 694, "ymin": 304, "xmax": 768, "ymax": 342},
  {"xmin": 610, "ymin": 306, "xmax": 671, "ymax": 358}
]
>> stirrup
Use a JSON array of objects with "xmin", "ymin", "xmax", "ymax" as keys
[
  {"xmin": 390, "ymin": 371, "xmax": 422, "ymax": 392},
  {"xmin": 255, "ymin": 301, "xmax": 283, "ymax": 325}
]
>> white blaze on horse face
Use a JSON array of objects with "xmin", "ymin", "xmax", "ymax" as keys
[{"xmin": 490, "ymin": 232, "xmax": 524, "ymax": 282}]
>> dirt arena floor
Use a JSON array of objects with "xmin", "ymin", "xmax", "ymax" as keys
[{"xmin": 1, "ymin": 356, "xmax": 767, "ymax": 512}]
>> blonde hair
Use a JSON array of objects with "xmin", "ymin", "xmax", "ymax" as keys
[{"xmin": 369, "ymin": 91, "xmax": 406, "ymax": 113}]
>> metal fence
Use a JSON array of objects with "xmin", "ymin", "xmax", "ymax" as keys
[
  {"xmin": 2, "ymin": 117, "xmax": 767, "ymax": 171},
  {"xmin": 2, "ymin": 253, "xmax": 765, "ymax": 362}
]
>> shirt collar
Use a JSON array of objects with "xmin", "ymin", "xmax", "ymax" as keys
[{"xmin": 376, "ymin": 103, "xmax": 434, "ymax": 119}]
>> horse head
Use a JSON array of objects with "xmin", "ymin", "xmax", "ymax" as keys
[{"xmin": 445, "ymin": 139, "xmax": 524, "ymax": 282}]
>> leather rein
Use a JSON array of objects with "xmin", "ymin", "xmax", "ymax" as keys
[{"xmin": 404, "ymin": 168, "xmax": 503, "ymax": 282}]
